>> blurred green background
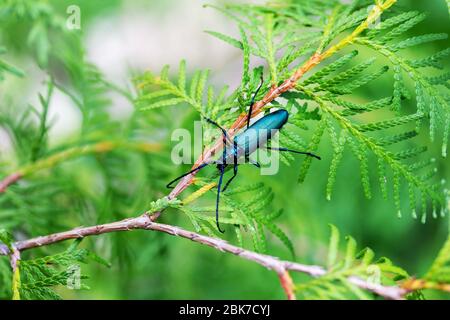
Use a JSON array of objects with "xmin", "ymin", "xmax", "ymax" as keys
[{"xmin": 0, "ymin": 0, "xmax": 449, "ymax": 299}]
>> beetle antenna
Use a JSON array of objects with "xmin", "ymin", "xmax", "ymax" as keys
[
  {"xmin": 265, "ymin": 147, "xmax": 321, "ymax": 160},
  {"xmin": 205, "ymin": 117, "xmax": 233, "ymax": 146},
  {"xmin": 166, "ymin": 162, "xmax": 211, "ymax": 188},
  {"xmin": 246, "ymin": 74, "xmax": 264, "ymax": 129}
]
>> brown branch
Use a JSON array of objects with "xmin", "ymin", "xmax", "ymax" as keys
[
  {"xmin": 0, "ymin": 214, "xmax": 407, "ymax": 300},
  {"xmin": 278, "ymin": 271, "xmax": 296, "ymax": 300},
  {"xmin": 9, "ymin": 246, "xmax": 20, "ymax": 272},
  {"xmin": 0, "ymin": 173, "xmax": 22, "ymax": 193},
  {"xmin": 401, "ymin": 278, "xmax": 450, "ymax": 293}
]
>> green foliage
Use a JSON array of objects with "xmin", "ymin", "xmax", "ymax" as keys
[
  {"xmin": 147, "ymin": 197, "xmax": 182, "ymax": 213},
  {"xmin": 296, "ymin": 225, "xmax": 409, "ymax": 300},
  {"xmin": 0, "ymin": 257, "xmax": 12, "ymax": 298},
  {"xmin": 0, "ymin": 47, "xmax": 24, "ymax": 80},
  {"xmin": 135, "ymin": 60, "xmax": 246, "ymax": 145},
  {"xmin": 136, "ymin": 60, "xmax": 236, "ymax": 117},
  {"xmin": 294, "ymin": 80, "xmax": 445, "ymax": 221},
  {"xmin": 181, "ymin": 181, "xmax": 294, "ymax": 257},
  {"xmin": 0, "ymin": 238, "xmax": 109, "ymax": 300},
  {"xmin": 425, "ymin": 233, "xmax": 450, "ymax": 285},
  {"xmin": 0, "ymin": 229, "xmax": 13, "ymax": 250},
  {"xmin": 204, "ymin": 2, "xmax": 325, "ymax": 83},
  {"xmin": 0, "ymin": 0, "xmax": 68, "ymax": 68},
  {"xmin": 18, "ymin": 240, "xmax": 109, "ymax": 300},
  {"xmin": 356, "ymin": 10, "xmax": 450, "ymax": 156}
]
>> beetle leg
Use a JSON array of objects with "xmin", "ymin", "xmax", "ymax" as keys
[
  {"xmin": 222, "ymin": 141, "xmax": 239, "ymax": 192},
  {"xmin": 264, "ymin": 146, "xmax": 321, "ymax": 160},
  {"xmin": 166, "ymin": 162, "xmax": 211, "ymax": 188},
  {"xmin": 221, "ymin": 164, "xmax": 237, "ymax": 192},
  {"xmin": 249, "ymin": 159, "xmax": 261, "ymax": 168},
  {"xmin": 205, "ymin": 117, "xmax": 233, "ymax": 146},
  {"xmin": 215, "ymin": 165, "xmax": 226, "ymax": 233}
]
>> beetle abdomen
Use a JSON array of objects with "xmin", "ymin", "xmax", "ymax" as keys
[
  {"xmin": 228, "ymin": 109, "xmax": 289, "ymax": 160},
  {"xmin": 247, "ymin": 109, "xmax": 289, "ymax": 131}
]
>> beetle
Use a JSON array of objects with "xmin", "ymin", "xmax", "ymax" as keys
[{"xmin": 167, "ymin": 81, "xmax": 321, "ymax": 233}]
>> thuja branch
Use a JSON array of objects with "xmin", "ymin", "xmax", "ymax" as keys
[
  {"xmin": 165, "ymin": 0, "xmax": 397, "ymax": 201},
  {"xmin": 0, "ymin": 0, "xmax": 404, "ymax": 300},
  {"xmin": 0, "ymin": 140, "xmax": 161, "ymax": 193},
  {"xmin": 0, "ymin": 213, "xmax": 407, "ymax": 300},
  {"xmin": 356, "ymin": 37, "xmax": 450, "ymax": 118}
]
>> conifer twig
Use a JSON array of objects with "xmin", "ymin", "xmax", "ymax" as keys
[
  {"xmin": 0, "ymin": 213, "xmax": 407, "ymax": 300},
  {"xmin": 0, "ymin": 140, "xmax": 160, "ymax": 193},
  {"xmin": 0, "ymin": 173, "xmax": 21, "ymax": 193}
]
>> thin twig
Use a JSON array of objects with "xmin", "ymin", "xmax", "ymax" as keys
[
  {"xmin": 0, "ymin": 173, "xmax": 22, "ymax": 193},
  {"xmin": 0, "ymin": 140, "xmax": 160, "ymax": 193},
  {"xmin": 0, "ymin": 214, "xmax": 407, "ymax": 300},
  {"xmin": 278, "ymin": 271, "xmax": 296, "ymax": 300}
]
